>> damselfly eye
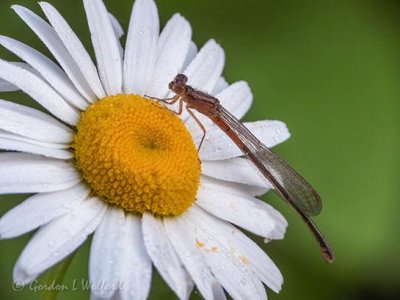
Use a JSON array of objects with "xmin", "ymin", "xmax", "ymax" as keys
[
  {"xmin": 175, "ymin": 73, "xmax": 188, "ymax": 84},
  {"xmin": 169, "ymin": 76, "xmax": 186, "ymax": 94}
]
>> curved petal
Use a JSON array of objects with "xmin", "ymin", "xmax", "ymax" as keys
[
  {"xmin": 181, "ymin": 206, "xmax": 269, "ymax": 299},
  {"xmin": 164, "ymin": 217, "xmax": 226, "ymax": 300},
  {"xmin": 0, "ymin": 134, "xmax": 73, "ymax": 159},
  {"xmin": 0, "ymin": 78, "xmax": 18, "ymax": 92},
  {"xmin": 117, "ymin": 214, "xmax": 152, "ymax": 300},
  {"xmin": 201, "ymin": 157, "xmax": 268, "ymax": 188},
  {"xmin": 89, "ymin": 207, "xmax": 127, "ymax": 299},
  {"xmin": 39, "ymin": 2, "xmax": 106, "ymax": 100},
  {"xmin": 13, "ymin": 197, "xmax": 107, "ymax": 285},
  {"xmin": 84, "ymin": 0, "xmax": 122, "ymax": 95},
  {"xmin": 0, "ymin": 99, "xmax": 73, "ymax": 144},
  {"xmin": 0, "ymin": 35, "xmax": 88, "ymax": 110},
  {"xmin": 198, "ymin": 120, "xmax": 290, "ymax": 161},
  {"xmin": 12, "ymin": 5, "xmax": 95, "ymax": 101},
  {"xmin": 108, "ymin": 13, "xmax": 124, "ymax": 57},
  {"xmin": 196, "ymin": 183, "xmax": 287, "ymax": 239},
  {"xmin": 0, "ymin": 153, "xmax": 81, "ymax": 194},
  {"xmin": 200, "ymin": 175, "xmax": 267, "ymax": 198},
  {"xmin": 9, "ymin": 61, "xmax": 41, "ymax": 77},
  {"xmin": 0, "ymin": 60, "xmax": 79, "ymax": 125},
  {"xmin": 211, "ymin": 77, "xmax": 228, "ymax": 96},
  {"xmin": 123, "ymin": 0, "xmax": 159, "ymax": 95},
  {"xmin": 0, "ymin": 129, "xmax": 67, "ymax": 148},
  {"xmin": 216, "ymin": 81, "xmax": 252, "ymax": 119},
  {"xmin": 0, "ymin": 183, "xmax": 89, "ymax": 239},
  {"xmin": 184, "ymin": 39, "xmax": 225, "ymax": 94},
  {"xmin": 142, "ymin": 213, "xmax": 193, "ymax": 299},
  {"xmin": 181, "ymin": 41, "xmax": 197, "ymax": 73},
  {"xmin": 109, "ymin": 13, "xmax": 124, "ymax": 39},
  {"xmin": 147, "ymin": 13, "xmax": 192, "ymax": 98}
]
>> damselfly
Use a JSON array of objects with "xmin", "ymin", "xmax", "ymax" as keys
[{"xmin": 149, "ymin": 73, "xmax": 334, "ymax": 263}]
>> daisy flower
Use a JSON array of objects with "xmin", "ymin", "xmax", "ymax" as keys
[{"xmin": 0, "ymin": 0, "xmax": 291, "ymax": 299}]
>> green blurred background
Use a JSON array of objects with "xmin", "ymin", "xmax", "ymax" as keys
[{"xmin": 0, "ymin": 0, "xmax": 399, "ymax": 299}]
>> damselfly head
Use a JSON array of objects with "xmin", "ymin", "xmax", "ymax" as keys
[{"xmin": 169, "ymin": 74, "xmax": 188, "ymax": 94}]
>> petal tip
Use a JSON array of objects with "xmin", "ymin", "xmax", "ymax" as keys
[
  {"xmin": 38, "ymin": 2, "xmax": 52, "ymax": 10},
  {"xmin": 11, "ymin": 5, "xmax": 28, "ymax": 14}
]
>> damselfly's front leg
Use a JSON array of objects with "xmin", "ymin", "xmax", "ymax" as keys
[
  {"xmin": 144, "ymin": 94, "xmax": 181, "ymax": 104},
  {"xmin": 144, "ymin": 95, "xmax": 182, "ymax": 114},
  {"xmin": 186, "ymin": 107, "xmax": 206, "ymax": 152},
  {"xmin": 144, "ymin": 94, "xmax": 173, "ymax": 101}
]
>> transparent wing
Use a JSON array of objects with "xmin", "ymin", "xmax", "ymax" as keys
[{"xmin": 217, "ymin": 105, "xmax": 322, "ymax": 216}]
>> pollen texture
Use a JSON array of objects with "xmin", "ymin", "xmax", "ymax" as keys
[{"xmin": 73, "ymin": 94, "xmax": 200, "ymax": 216}]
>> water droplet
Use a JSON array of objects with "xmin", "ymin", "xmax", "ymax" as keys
[{"xmin": 239, "ymin": 279, "xmax": 247, "ymax": 286}]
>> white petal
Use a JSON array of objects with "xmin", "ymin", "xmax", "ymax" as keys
[
  {"xmin": 142, "ymin": 213, "xmax": 193, "ymax": 299},
  {"xmin": 39, "ymin": 2, "xmax": 106, "ymax": 100},
  {"xmin": 0, "ymin": 133, "xmax": 72, "ymax": 159},
  {"xmin": 182, "ymin": 206, "xmax": 268, "ymax": 299},
  {"xmin": 108, "ymin": 13, "xmax": 124, "ymax": 58},
  {"xmin": 90, "ymin": 207, "xmax": 127, "ymax": 299},
  {"xmin": 0, "ymin": 78, "xmax": 18, "ymax": 92},
  {"xmin": 182, "ymin": 41, "xmax": 197, "ymax": 71},
  {"xmin": 13, "ymin": 197, "xmax": 107, "ymax": 285},
  {"xmin": 9, "ymin": 61, "xmax": 42, "ymax": 77},
  {"xmin": 109, "ymin": 13, "xmax": 124, "ymax": 39},
  {"xmin": 0, "ymin": 183, "xmax": 89, "ymax": 239},
  {"xmin": 0, "ymin": 153, "xmax": 81, "ymax": 194},
  {"xmin": 201, "ymin": 174, "xmax": 267, "ymax": 198},
  {"xmin": 0, "ymin": 35, "xmax": 88, "ymax": 110},
  {"xmin": 164, "ymin": 217, "xmax": 226, "ymax": 300},
  {"xmin": 123, "ymin": 0, "xmax": 159, "ymax": 95},
  {"xmin": 211, "ymin": 77, "xmax": 228, "ymax": 96},
  {"xmin": 196, "ymin": 183, "xmax": 287, "ymax": 239},
  {"xmin": 184, "ymin": 39, "xmax": 225, "ymax": 94},
  {"xmin": 216, "ymin": 81, "xmax": 252, "ymax": 119},
  {"xmin": 146, "ymin": 13, "xmax": 191, "ymax": 98},
  {"xmin": 84, "ymin": 0, "xmax": 122, "ymax": 95},
  {"xmin": 202, "ymin": 157, "xmax": 268, "ymax": 188},
  {"xmin": 199, "ymin": 120, "xmax": 290, "ymax": 161},
  {"xmin": 192, "ymin": 206, "xmax": 283, "ymax": 293},
  {"xmin": 118, "ymin": 214, "xmax": 152, "ymax": 300},
  {"xmin": 12, "ymin": 5, "xmax": 96, "ymax": 101},
  {"xmin": 0, "ymin": 130, "xmax": 67, "ymax": 148},
  {"xmin": 0, "ymin": 98, "xmax": 73, "ymax": 144},
  {"xmin": 0, "ymin": 60, "xmax": 79, "ymax": 125}
]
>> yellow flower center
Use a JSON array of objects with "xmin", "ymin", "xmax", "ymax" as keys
[{"xmin": 72, "ymin": 94, "xmax": 200, "ymax": 216}]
